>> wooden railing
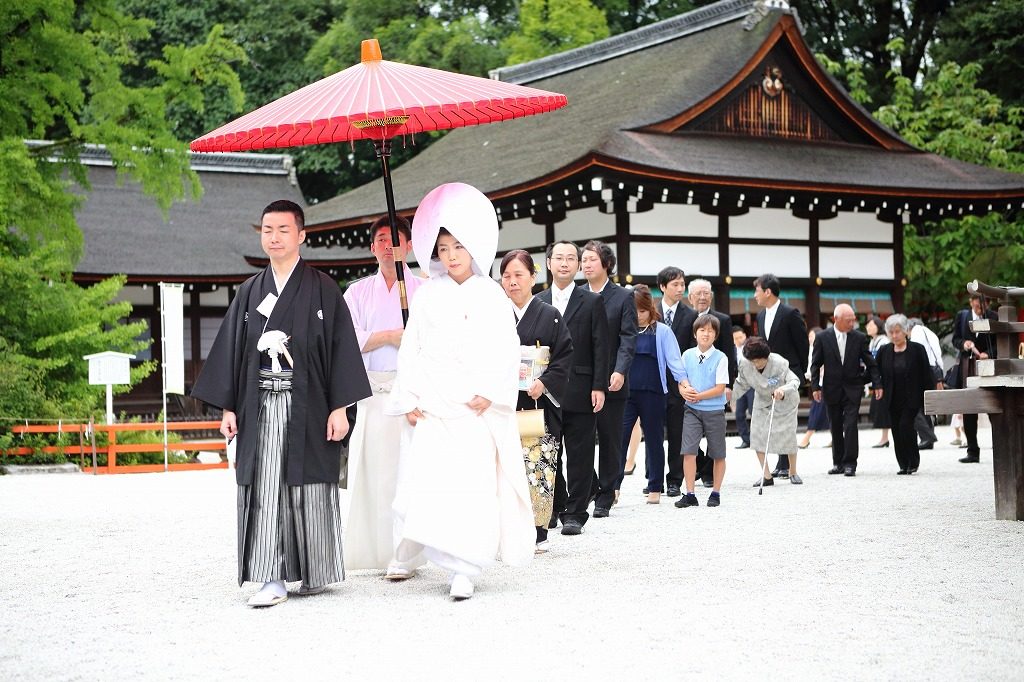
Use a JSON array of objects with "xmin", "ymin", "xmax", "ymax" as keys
[{"xmin": 5, "ymin": 421, "xmax": 227, "ymax": 474}]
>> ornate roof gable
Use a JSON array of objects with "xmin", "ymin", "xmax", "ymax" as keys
[{"xmin": 644, "ymin": 14, "xmax": 912, "ymax": 150}]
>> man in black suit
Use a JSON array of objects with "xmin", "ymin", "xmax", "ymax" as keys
[
  {"xmin": 538, "ymin": 241, "xmax": 609, "ymax": 534},
  {"xmin": 581, "ymin": 240, "xmax": 637, "ymax": 518},
  {"xmin": 658, "ymin": 267, "xmax": 697, "ymax": 496},
  {"xmin": 753, "ymin": 274, "xmax": 808, "ymax": 477},
  {"xmin": 952, "ymin": 293, "xmax": 998, "ymax": 463},
  {"xmin": 810, "ymin": 303, "xmax": 882, "ymax": 476},
  {"xmin": 686, "ymin": 278, "xmax": 738, "ymax": 487}
]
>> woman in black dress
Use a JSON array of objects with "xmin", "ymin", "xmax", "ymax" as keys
[
  {"xmin": 500, "ymin": 250, "xmax": 573, "ymax": 549},
  {"xmin": 875, "ymin": 314, "xmax": 935, "ymax": 474}
]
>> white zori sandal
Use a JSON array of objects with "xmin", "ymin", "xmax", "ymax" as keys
[
  {"xmin": 247, "ymin": 581, "xmax": 287, "ymax": 607},
  {"xmin": 449, "ymin": 574, "xmax": 474, "ymax": 601},
  {"xmin": 384, "ymin": 564, "xmax": 416, "ymax": 581}
]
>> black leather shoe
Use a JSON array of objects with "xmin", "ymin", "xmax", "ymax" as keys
[
  {"xmin": 666, "ymin": 485, "xmax": 681, "ymax": 497},
  {"xmin": 843, "ymin": 466, "xmax": 856, "ymax": 477},
  {"xmin": 561, "ymin": 519, "xmax": 583, "ymax": 535},
  {"xmin": 701, "ymin": 477, "xmax": 714, "ymax": 488},
  {"xmin": 771, "ymin": 467, "xmax": 789, "ymax": 478},
  {"xmin": 872, "ymin": 441, "xmax": 890, "ymax": 448},
  {"xmin": 642, "ymin": 487, "xmax": 650, "ymax": 495},
  {"xmin": 736, "ymin": 442, "xmax": 750, "ymax": 449},
  {"xmin": 918, "ymin": 441, "xmax": 935, "ymax": 450},
  {"xmin": 828, "ymin": 466, "xmax": 844, "ymax": 475},
  {"xmin": 897, "ymin": 469, "xmax": 909, "ymax": 475},
  {"xmin": 959, "ymin": 455, "xmax": 980, "ymax": 463},
  {"xmin": 548, "ymin": 516, "xmax": 559, "ymax": 529},
  {"xmin": 593, "ymin": 507, "xmax": 610, "ymax": 518},
  {"xmin": 753, "ymin": 477, "xmax": 774, "ymax": 487}
]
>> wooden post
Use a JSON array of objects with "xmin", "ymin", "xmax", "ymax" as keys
[
  {"xmin": 108, "ymin": 428, "xmax": 117, "ymax": 473},
  {"xmin": 990, "ymin": 390, "xmax": 1024, "ymax": 521},
  {"xmin": 615, "ymin": 200, "xmax": 629, "ymax": 279}
]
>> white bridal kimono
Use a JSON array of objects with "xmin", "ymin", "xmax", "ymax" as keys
[
  {"xmin": 388, "ymin": 273, "xmax": 535, "ymax": 573},
  {"xmin": 386, "ymin": 181, "xmax": 535, "ymax": 576}
]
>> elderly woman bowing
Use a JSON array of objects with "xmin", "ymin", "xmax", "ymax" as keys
[
  {"xmin": 732, "ymin": 336, "xmax": 802, "ymax": 486},
  {"xmin": 875, "ymin": 314, "xmax": 938, "ymax": 475}
]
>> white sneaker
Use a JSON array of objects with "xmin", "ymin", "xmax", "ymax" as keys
[
  {"xmin": 535, "ymin": 540, "xmax": 551, "ymax": 554},
  {"xmin": 449, "ymin": 574, "xmax": 474, "ymax": 600},
  {"xmin": 247, "ymin": 581, "xmax": 287, "ymax": 607}
]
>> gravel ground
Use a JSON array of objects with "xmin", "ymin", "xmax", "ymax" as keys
[{"xmin": 2, "ymin": 426, "xmax": 1022, "ymax": 681}]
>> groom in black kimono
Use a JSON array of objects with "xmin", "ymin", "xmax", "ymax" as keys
[{"xmin": 192, "ymin": 199, "xmax": 370, "ymax": 607}]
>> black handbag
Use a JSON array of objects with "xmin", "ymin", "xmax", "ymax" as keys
[
  {"xmin": 942, "ymin": 364, "xmax": 960, "ymax": 390},
  {"xmin": 930, "ymin": 364, "xmax": 944, "ymax": 384}
]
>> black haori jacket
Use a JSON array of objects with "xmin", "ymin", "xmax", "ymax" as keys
[{"xmin": 192, "ymin": 260, "xmax": 371, "ymax": 486}]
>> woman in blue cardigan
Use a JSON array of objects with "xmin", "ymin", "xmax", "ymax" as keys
[{"xmin": 617, "ymin": 284, "xmax": 686, "ymax": 504}]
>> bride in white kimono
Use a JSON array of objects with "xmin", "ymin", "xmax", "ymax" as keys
[{"xmin": 387, "ymin": 182, "xmax": 534, "ymax": 600}]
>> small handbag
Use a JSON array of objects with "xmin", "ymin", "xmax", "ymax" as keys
[{"xmin": 516, "ymin": 408, "xmax": 546, "ymax": 438}]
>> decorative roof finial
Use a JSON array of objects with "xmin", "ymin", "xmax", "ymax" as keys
[{"xmin": 743, "ymin": 1, "xmax": 790, "ymax": 31}]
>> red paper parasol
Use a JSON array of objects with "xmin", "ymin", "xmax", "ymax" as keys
[{"xmin": 191, "ymin": 40, "xmax": 567, "ymax": 323}]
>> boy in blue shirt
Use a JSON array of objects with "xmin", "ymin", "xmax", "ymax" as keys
[{"xmin": 675, "ymin": 313, "xmax": 730, "ymax": 508}]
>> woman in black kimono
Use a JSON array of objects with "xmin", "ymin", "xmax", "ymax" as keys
[{"xmin": 500, "ymin": 250, "xmax": 573, "ymax": 551}]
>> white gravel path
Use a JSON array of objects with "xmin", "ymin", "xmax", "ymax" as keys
[{"xmin": 2, "ymin": 427, "xmax": 1022, "ymax": 681}]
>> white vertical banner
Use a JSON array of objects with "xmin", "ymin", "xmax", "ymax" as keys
[{"xmin": 160, "ymin": 283, "xmax": 185, "ymax": 395}]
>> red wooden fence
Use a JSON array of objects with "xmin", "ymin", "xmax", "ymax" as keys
[{"xmin": 5, "ymin": 421, "xmax": 227, "ymax": 474}]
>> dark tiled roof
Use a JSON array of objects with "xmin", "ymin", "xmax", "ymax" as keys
[
  {"xmin": 74, "ymin": 157, "xmax": 307, "ymax": 280},
  {"xmin": 599, "ymin": 132, "xmax": 1024, "ymax": 195},
  {"xmin": 490, "ymin": 0, "xmax": 756, "ymax": 85},
  {"xmin": 305, "ymin": 0, "xmax": 1024, "ymax": 230},
  {"xmin": 306, "ymin": 7, "xmax": 773, "ymax": 227}
]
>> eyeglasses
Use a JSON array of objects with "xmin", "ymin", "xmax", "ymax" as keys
[{"xmin": 550, "ymin": 255, "xmax": 578, "ymax": 263}]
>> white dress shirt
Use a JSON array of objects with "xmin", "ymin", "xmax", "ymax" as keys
[
  {"xmin": 662, "ymin": 300, "xmax": 679, "ymax": 326},
  {"xmin": 762, "ymin": 299, "xmax": 780, "ymax": 341},
  {"xmin": 550, "ymin": 281, "xmax": 575, "ymax": 315}
]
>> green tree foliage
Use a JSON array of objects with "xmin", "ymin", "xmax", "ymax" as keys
[
  {"xmin": 874, "ymin": 61, "xmax": 1024, "ymax": 321},
  {"xmin": 819, "ymin": 42, "xmax": 1024, "ymax": 321},
  {"xmin": 503, "ymin": 0, "xmax": 611, "ymax": 65},
  {"xmin": 1, "ymin": 0, "xmax": 243, "ymax": 422},
  {"xmin": 932, "ymin": 0, "xmax": 1024, "ymax": 108},
  {"xmin": 0, "ymin": 238, "xmax": 156, "ymax": 420},
  {"xmin": 118, "ymin": 0, "xmax": 334, "ymax": 141},
  {"xmin": 3, "ymin": 0, "xmax": 245, "ymax": 251},
  {"xmin": 794, "ymin": 1, "xmax": 954, "ymax": 106},
  {"xmin": 593, "ymin": 0, "xmax": 696, "ymax": 34}
]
